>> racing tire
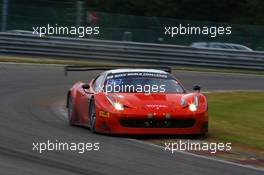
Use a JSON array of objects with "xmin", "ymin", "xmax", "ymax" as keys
[
  {"xmin": 89, "ymin": 99, "xmax": 97, "ymax": 133},
  {"xmin": 67, "ymin": 96, "xmax": 75, "ymax": 125}
]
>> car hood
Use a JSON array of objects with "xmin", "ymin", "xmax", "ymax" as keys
[{"xmin": 107, "ymin": 93, "xmax": 187, "ymax": 109}]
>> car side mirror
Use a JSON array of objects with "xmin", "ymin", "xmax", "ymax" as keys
[
  {"xmin": 193, "ymin": 85, "xmax": 201, "ymax": 92},
  {"xmin": 82, "ymin": 84, "xmax": 90, "ymax": 90}
]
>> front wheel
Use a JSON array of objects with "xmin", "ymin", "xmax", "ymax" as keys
[
  {"xmin": 88, "ymin": 99, "xmax": 97, "ymax": 133},
  {"xmin": 67, "ymin": 96, "xmax": 75, "ymax": 125}
]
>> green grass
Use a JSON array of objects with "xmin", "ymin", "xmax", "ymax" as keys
[{"xmin": 207, "ymin": 91, "xmax": 264, "ymax": 149}]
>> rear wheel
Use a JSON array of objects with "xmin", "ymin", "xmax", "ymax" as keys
[
  {"xmin": 89, "ymin": 99, "xmax": 97, "ymax": 133},
  {"xmin": 67, "ymin": 96, "xmax": 74, "ymax": 125}
]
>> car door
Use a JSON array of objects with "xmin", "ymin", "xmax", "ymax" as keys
[
  {"xmin": 75, "ymin": 83, "xmax": 90, "ymax": 125},
  {"xmin": 81, "ymin": 73, "xmax": 106, "ymax": 125}
]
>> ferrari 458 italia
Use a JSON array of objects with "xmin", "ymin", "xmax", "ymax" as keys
[{"xmin": 66, "ymin": 66, "xmax": 208, "ymax": 135}]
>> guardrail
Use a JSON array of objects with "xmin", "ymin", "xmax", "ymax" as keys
[{"xmin": 0, "ymin": 32, "xmax": 264, "ymax": 71}]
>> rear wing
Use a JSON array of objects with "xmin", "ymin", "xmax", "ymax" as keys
[{"xmin": 64, "ymin": 65, "xmax": 172, "ymax": 76}]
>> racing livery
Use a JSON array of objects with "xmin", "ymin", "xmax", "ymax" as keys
[{"xmin": 66, "ymin": 66, "xmax": 208, "ymax": 135}]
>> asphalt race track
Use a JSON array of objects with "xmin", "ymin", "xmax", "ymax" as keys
[{"xmin": 0, "ymin": 63, "xmax": 263, "ymax": 175}]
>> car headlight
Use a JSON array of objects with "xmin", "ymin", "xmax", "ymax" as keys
[
  {"xmin": 189, "ymin": 95, "xmax": 199, "ymax": 112},
  {"xmin": 113, "ymin": 102, "xmax": 124, "ymax": 111},
  {"xmin": 106, "ymin": 95, "xmax": 125, "ymax": 111},
  {"xmin": 189, "ymin": 103, "xmax": 197, "ymax": 112}
]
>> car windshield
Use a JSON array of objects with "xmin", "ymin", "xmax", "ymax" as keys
[{"xmin": 104, "ymin": 75, "xmax": 185, "ymax": 93}]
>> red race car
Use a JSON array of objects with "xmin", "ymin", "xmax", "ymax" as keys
[{"xmin": 65, "ymin": 66, "xmax": 208, "ymax": 135}]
